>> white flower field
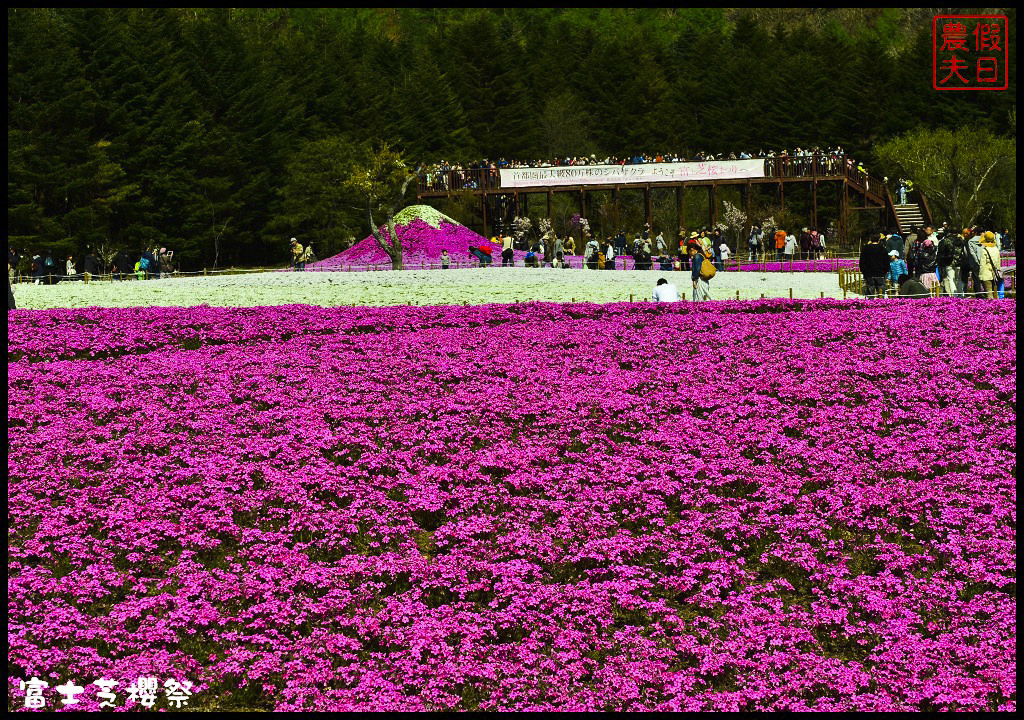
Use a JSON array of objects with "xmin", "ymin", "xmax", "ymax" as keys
[{"xmin": 11, "ymin": 268, "xmax": 849, "ymax": 309}]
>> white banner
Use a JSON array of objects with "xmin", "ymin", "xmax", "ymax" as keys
[{"xmin": 499, "ymin": 159, "xmax": 764, "ymax": 188}]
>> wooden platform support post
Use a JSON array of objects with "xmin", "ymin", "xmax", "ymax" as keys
[
  {"xmin": 811, "ymin": 179, "xmax": 818, "ymax": 230},
  {"xmin": 676, "ymin": 186, "xmax": 684, "ymax": 234},
  {"xmin": 711, "ymin": 182, "xmax": 719, "ymax": 227},
  {"xmin": 644, "ymin": 185, "xmax": 653, "ymax": 230},
  {"xmin": 679, "ymin": 185, "xmax": 686, "ymax": 234},
  {"xmin": 482, "ymin": 192, "xmax": 489, "ymax": 238}
]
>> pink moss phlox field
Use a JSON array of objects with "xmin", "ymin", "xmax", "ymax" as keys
[{"xmin": 7, "ymin": 299, "xmax": 1016, "ymax": 711}]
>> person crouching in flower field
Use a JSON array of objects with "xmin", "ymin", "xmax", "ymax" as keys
[
  {"xmin": 469, "ymin": 244, "xmax": 492, "ymax": 267},
  {"xmin": 652, "ymin": 277, "xmax": 680, "ymax": 302},
  {"xmin": 563, "ymin": 235, "xmax": 576, "ymax": 257},
  {"xmin": 290, "ymin": 238, "xmax": 306, "ymax": 271}
]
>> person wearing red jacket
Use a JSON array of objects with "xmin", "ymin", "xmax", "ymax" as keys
[{"xmin": 471, "ymin": 244, "xmax": 493, "ymax": 267}]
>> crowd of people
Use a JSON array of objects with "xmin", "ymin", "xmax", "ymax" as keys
[
  {"xmin": 462, "ymin": 218, "xmax": 1013, "ymax": 302},
  {"xmin": 477, "ymin": 222, "xmax": 826, "ymax": 274},
  {"xmin": 858, "ymin": 224, "xmax": 1011, "ymax": 299},
  {"xmin": 8, "ymin": 247, "xmax": 177, "ymax": 284},
  {"xmin": 421, "ymin": 147, "xmax": 866, "ymax": 192}
]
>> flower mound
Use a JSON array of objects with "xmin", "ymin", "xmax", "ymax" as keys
[
  {"xmin": 7, "ymin": 299, "xmax": 1016, "ymax": 711},
  {"xmin": 310, "ymin": 206, "xmax": 501, "ymax": 269}
]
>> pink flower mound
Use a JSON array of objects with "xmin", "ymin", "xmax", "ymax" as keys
[
  {"xmin": 7, "ymin": 300, "xmax": 1017, "ymax": 711},
  {"xmin": 310, "ymin": 218, "xmax": 499, "ymax": 269}
]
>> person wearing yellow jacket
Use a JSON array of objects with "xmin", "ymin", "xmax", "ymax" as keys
[{"xmin": 977, "ymin": 231, "xmax": 1002, "ymax": 299}]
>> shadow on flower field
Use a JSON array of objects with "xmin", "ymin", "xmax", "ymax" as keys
[{"xmin": 7, "ymin": 298, "xmax": 1017, "ymax": 711}]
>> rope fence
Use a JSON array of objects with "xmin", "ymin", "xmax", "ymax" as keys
[{"xmin": 11, "ymin": 254, "xmax": 1013, "ymax": 299}]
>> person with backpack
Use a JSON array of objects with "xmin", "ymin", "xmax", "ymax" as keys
[
  {"xmin": 799, "ymin": 228, "xmax": 812, "ymax": 260},
  {"xmin": 689, "ymin": 243, "xmax": 715, "ymax": 301},
  {"xmin": 936, "ymin": 230, "xmax": 962, "ymax": 296},
  {"xmin": 584, "ymin": 236, "xmax": 600, "ymax": 270},
  {"xmin": 43, "ymin": 251, "xmax": 57, "ymax": 285},
  {"xmin": 885, "ymin": 231, "xmax": 904, "ymax": 260},
  {"xmin": 977, "ymin": 231, "xmax": 1002, "ymax": 299},
  {"xmin": 747, "ymin": 225, "xmax": 762, "ymax": 262},
  {"xmin": 290, "ymin": 238, "xmax": 305, "ymax": 271},
  {"xmin": 915, "ymin": 236, "xmax": 939, "ymax": 291},
  {"xmin": 140, "ymin": 247, "xmax": 157, "ymax": 278},
  {"xmin": 960, "ymin": 228, "xmax": 983, "ymax": 297},
  {"xmin": 808, "ymin": 228, "xmax": 822, "ymax": 260},
  {"xmin": 603, "ymin": 238, "xmax": 616, "ymax": 270}
]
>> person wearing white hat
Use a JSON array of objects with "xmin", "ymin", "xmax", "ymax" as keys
[
  {"xmin": 887, "ymin": 249, "xmax": 907, "ymax": 292},
  {"xmin": 290, "ymin": 237, "xmax": 306, "ymax": 271}
]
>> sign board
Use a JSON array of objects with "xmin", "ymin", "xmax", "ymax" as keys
[{"xmin": 499, "ymin": 160, "xmax": 764, "ymax": 188}]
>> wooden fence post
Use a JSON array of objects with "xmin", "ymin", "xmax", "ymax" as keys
[
  {"xmin": 789, "ymin": 288, "xmax": 793, "ymax": 299},
  {"xmin": 736, "ymin": 290, "xmax": 740, "ymax": 301}
]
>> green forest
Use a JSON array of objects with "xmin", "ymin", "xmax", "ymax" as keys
[{"xmin": 8, "ymin": 8, "xmax": 1017, "ymax": 268}]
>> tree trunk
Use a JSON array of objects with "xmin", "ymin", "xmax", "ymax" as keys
[{"xmin": 386, "ymin": 217, "xmax": 403, "ymax": 270}]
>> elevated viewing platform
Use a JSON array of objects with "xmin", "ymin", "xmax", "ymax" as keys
[{"xmin": 417, "ymin": 155, "xmax": 932, "ymax": 243}]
